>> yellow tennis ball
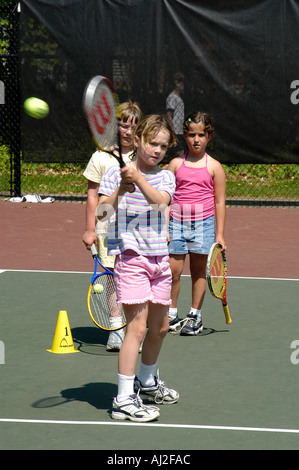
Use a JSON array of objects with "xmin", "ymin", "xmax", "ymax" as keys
[
  {"xmin": 93, "ymin": 283, "xmax": 104, "ymax": 293},
  {"xmin": 24, "ymin": 97, "xmax": 49, "ymax": 119}
]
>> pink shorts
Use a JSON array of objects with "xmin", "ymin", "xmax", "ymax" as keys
[{"xmin": 113, "ymin": 251, "xmax": 172, "ymax": 305}]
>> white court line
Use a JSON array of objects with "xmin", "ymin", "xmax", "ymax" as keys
[
  {"xmin": 0, "ymin": 269, "xmax": 298, "ymax": 281},
  {"xmin": 1, "ymin": 417, "xmax": 299, "ymax": 435}
]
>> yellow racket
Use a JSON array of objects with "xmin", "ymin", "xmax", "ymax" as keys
[{"xmin": 207, "ymin": 242, "xmax": 232, "ymax": 324}]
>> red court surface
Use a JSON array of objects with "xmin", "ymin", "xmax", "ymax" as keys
[
  {"xmin": 0, "ymin": 201, "xmax": 298, "ymax": 279},
  {"xmin": 1, "ymin": 200, "xmax": 299, "ymax": 451}
]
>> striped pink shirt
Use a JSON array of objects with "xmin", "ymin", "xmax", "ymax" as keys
[
  {"xmin": 170, "ymin": 153, "xmax": 215, "ymax": 221},
  {"xmin": 99, "ymin": 166, "xmax": 176, "ymax": 256}
]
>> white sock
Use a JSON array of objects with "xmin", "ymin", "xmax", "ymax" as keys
[
  {"xmin": 137, "ymin": 362, "xmax": 157, "ymax": 387},
  {"xmin": 168, "ymin": 307, "xmax": 177, "ymax": 320},
  {"xmin": 117, "ymin": 373, "xmax": 135, "ymax": 402},
  {"xmin": 189, "ymin": 308, "xmax": 201, "ymax": 319}
]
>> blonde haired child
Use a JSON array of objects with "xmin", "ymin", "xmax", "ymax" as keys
[
  {"xmin": 82, "ymin": 101, "xmax": 142, "ymax": 351},
  {"xmin": 98, "ymin": 114, "xmax": 179, "ymax": 422}
]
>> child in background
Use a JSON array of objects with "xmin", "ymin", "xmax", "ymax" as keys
[
  {"xmin": 167, "ymin": 111, "xmax": 227, "ymax": 335},
  {"xmin": 82, "ymin": 101, "xmax": 142, "ymax": 351},
  {"xmin": 98, "ymin": 114, "xmax": 179, "ymax": 422}
]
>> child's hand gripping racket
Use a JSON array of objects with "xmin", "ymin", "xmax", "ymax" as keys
[
  {"xmin": 83, "ymin": 74, "xmax": 125, "ymax": 167},
  {"xmin": 207, "ymin": 242, "xmax": 232, "ymax": 325},
  {"xmin": 87, "ymin": 243, "xmax": 126, "ymax": 331}
]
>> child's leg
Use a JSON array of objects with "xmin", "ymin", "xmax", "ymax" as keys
[
  {"xmin": 169, "ymin": 254, "xmax": 186, "ymax": 309},
  {"xmin": 112, "ymin": 300, "xmax": 161, "ymax": 421},
  {"xmin": 179, "ymin": 253, "xmax": 207, "ymax": 336},
  {"xmin": 189, "ymin": 253, "xmax": 208, "ymax": 310},
  {"xmin": 118, "ymin": 302, "xmax": 148, "ymax": 378},
  {"xmin": 115, "ymin": 302, "xmax": 148, "ymax": 402},
  {"xmin": 135, "ymin": 302, "xmax": 179, "ymax": 404},
  {"xmin": 116, "ymin": 301, "xmax": 169, "ymax": 399},
  {"xmin": 141, "ymin": 302, "xmax": 169, "ymax": 366}
]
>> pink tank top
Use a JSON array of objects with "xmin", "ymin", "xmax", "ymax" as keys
[{"xmin": 170, "ymin": 153, "xmax": 215, "ymax": 221}]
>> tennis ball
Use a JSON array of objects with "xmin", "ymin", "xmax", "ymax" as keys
[
  {"xmin": 24, "ymin": 97, "xmax": 49, "ymax": 119},
  {"xmin": 93, "ymin": 283, "xmax": 104, "ymax": 293}
]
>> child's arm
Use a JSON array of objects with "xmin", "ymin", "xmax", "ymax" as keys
[
  {"xmin": 167, "ymin": 157, "xmax": 182, "ymax": 175},
  {"xmin": 211, "ymin": 160, "xmax": 227, "ymax": 251},
  {"xmin": 82, "ymin": 180, "xmax": 99, "ymax": 249},
  {"xmin": 162, "ymin": 157, "xmax": 181, "ymax": 242}
]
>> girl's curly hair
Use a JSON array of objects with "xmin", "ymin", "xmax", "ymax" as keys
[{"xmin": 183, "ymin": 112, "xmax": 214, "ymax": 138}]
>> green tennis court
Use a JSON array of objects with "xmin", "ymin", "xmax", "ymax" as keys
[{"xmin": 1, "ymin": 269, "xmax": 298, "ymax": 450}]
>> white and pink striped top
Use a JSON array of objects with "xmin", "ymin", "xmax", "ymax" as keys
[{"xmin": 99, "ymin": 166, "xmax": 175, "ymax": 256}]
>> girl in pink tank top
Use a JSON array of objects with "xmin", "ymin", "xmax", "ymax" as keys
[
  {"xmin": 170, "ymin": 152, "xmax": 215, "ymax": 221},
  {"xmin": 167, "ymin": 111, "xmax": 227, "ymax": 336}
]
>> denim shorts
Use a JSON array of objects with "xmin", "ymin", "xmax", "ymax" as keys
[{"xmin": 168, "ymin": 215, "xmax": 215, "ymax": 255}]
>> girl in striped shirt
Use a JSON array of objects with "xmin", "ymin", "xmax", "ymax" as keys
[{"xmin": 98, "ymin": 114, "xmax": 179, "ymax": 422}]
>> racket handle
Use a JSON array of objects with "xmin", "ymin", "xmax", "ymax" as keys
[
  {"xmin": 222, "ymin": 303, "xmax": 232, "ymax": 324},
  {"xmin": 90, "ymin": 243, "xmax": 98, "ymax": 258}
]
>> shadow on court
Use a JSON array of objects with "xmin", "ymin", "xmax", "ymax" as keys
[
  {"xmin": 72, "ymin": 326, "xmax": 111, "ymax": 355},
  {"xmin": 31, "ymin": 382, "xmax": 117, "ymax": 412}
]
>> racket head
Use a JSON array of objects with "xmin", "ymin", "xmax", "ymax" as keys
[
  {"xmin": 87, "ymin": 272, "xmax": 126, "ymax": 331},
  {"xmin": 83, "ymin": 75, "xmax": 122, "ymax": 160},
  {"xmin": 207, "ymin": 242, "xmax": 226, "ymax": 300}
]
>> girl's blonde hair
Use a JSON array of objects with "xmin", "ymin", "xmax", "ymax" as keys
[
  {"xmin": 119, "ymin": 101, "xmax": 142, "ymax": 123},
  {"xmin": 183, "ymin": 111, "xmax": 214, "ymax": 138},
  {"xmin": 134, "ymin": 114, "xmax": 177, "ymax": 149}
]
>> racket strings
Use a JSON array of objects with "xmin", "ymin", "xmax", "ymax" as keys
[
  {"xmin": 87, "ymin": 111, "xmax": 117, "ymax": 150},
  {"xmin": 97, "ymin": 118, "xmax": 117, "ymax": 150},
  {"xmin": 90, "ymin": 274, "xmax": 126, "ymax": 330},
  {"xmin": 88, "ymin": 81, "xmax": 118, "ymax": 150},
  {"xmin": 208, "ymin": 248, "xmax": 225, "ymax": 298}
]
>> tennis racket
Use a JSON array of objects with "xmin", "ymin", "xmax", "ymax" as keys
[
  {"xmin": 87, "ymin": 243, "xmax": 126, "ymax": 331},
  {"xmin": 207, "ymin": 242, "xmax": 232, "ymax": 325},
  {"xmin": 83, "ymin": 75, "xmax": 124, "ymax": 167}
]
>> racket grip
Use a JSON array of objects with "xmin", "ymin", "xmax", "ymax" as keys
[
  {"xmin": 90, "ymin": 243, "xmax": 98, "ymax": 258},
  {"xmin": 223, "ymin": 304, "xmax": 232, "ymax": 324}
]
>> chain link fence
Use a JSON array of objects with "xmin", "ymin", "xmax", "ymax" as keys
[{"xmin": 1, "ymin": 2, "xmax": 298, "ymax": 206}]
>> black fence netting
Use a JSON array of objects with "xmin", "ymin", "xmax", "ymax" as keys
[
  {"xmin": 0, "ymin": 0, "xmax": 298, "ymax": 203},
  {"xmin": 0, "ymin": 1, "xmax": 21, "ymax": 196}
]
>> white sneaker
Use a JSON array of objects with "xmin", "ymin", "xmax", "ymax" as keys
[
  {"xmin": 168, "ymin": 315, "xmax": 188, "ymax": 334},
  {"xmin": 180, "ymin": 314, "xmax": 203, "ymax": 335},
  {"xmin": 111, "ymin": 393, "xmax": 160, "ymax": 422},
  {"xmin": 134, "ymin": 370, "xmax": 179, "ymax": 404},
  {"xmin": 106, "ymin": 328, "xmax": 125, "ymax": 351}
]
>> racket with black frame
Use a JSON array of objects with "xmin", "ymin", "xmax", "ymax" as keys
[
  {"xmin": 87, "ymin": 243, "xmax": 126, "ymax": 331},
  {"xmin": 83, "ymin": 75, "xmax": 124, "ymax": 167},
  {"xmin": 207, "ymin": 242, "xmax": 232, "ymax": 324}
]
